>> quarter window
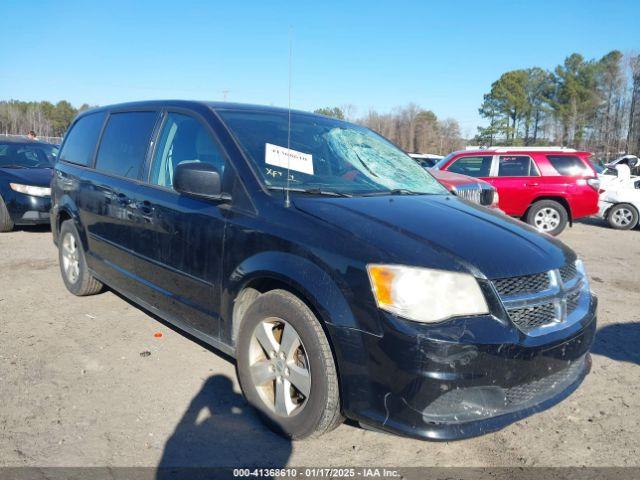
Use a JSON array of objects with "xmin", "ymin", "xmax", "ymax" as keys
[
  {"xmin": 547, "ymin": 155, "xmax": 590, "ymax": 176},
  {"xmin": 447, "ymin": 156, "xmax": 493, "ymax": 177},
  {"xmin": 59, "ymin": 112, "xmax": 106, "ymax": 166},
  {"xmin": 150, "ymin": 113, "xmax": 226, "ymax": 188},
  {"xmin": 498, "ymin": 155, "xmax": 539, "ymax": 177},
  {"xmin": 95, "ymin": 112, "xmax": 157, "ymax": 179}
]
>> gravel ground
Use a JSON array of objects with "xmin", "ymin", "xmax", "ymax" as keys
[{"xmin": 0, "ymin": 220, "xmax": 638, "ymax": 468}]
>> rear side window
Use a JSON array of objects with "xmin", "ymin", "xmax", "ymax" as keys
[
  {"xmin": 498, "ymin": 155, "xmax": 539, "ymax": 177},
  {"xmin": 547, "ymin": 155, "xmax": 590, "ymax": 176},
  {"xmin": 448, "ymin": 156, "xmax": 492, "ymax": 177},
  {"xmin": 59, "ymin": 112, "xmax": 106, "ymax": 166},
  {"xmin": 95, "ymin": 112, "xmax": 157, "ymax": 179}
]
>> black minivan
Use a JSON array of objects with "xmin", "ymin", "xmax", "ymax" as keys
[{"xmin": 51, "ymin": 101, "xmax": 597, "ymax": 440}]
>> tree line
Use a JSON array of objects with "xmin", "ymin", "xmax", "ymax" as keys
[
  {"xmin": 1, "ymin": 98, "xmax": 464, "ymax": 155},
  {"xmin": 314, "ymin": 104, "xmax": 463, "ymax": 155},
  {"xmin": 0, "ymin": 100, "xmax": 93, "ymax": 139},
  {"xmin": 476, "ymin": 50, "xmax": 640, "ymax": 160}
]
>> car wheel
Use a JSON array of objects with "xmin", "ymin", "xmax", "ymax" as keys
[
  {"xmin": 58, "ymin": 220, "xmax": 103, "ymax": 296},
  {"xmin": 607, "ymin": 203, "xmax": 639, "ymax": 230},
  {"xmin": 0, "ymin": 195, "xmax": 14, "ymax": 232},
  {"xmin": 236, "ymin": 289, "xmax": 343, "ymax": 439},
  {"xmin": 526, "ymin": 200, "xmax": 568, "ymax": 236}
]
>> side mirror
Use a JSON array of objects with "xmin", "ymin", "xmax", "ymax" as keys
[{"xmin": 173, "ymin": 162, "xmax": 223, "ymax": 200}]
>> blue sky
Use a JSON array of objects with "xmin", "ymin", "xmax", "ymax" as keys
[{"xmin": 1, "ymin": 0, "xmax": 638, "ymax": 135}]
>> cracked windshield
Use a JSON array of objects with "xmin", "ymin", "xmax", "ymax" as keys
[{"xmin": 220, "ymin": 110, "xmax": 447, "ymax": 196}]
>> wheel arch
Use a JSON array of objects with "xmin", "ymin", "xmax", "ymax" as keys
[
  {"xmin": 53, "ymin": 197, "xmax": 88, "ymax": 249},
  {"xmin": 620, "ymin": 202, "xmax": 640, "ymax": 216},
  {"xmin": 224, "ymin": 252, "xmax": 362, "ymax": 346},
  {"xmin": 525, "ymin": 195, "xmax": 573, "ymax": 225}
]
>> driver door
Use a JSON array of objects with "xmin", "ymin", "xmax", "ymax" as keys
[{"xmin": 130, "ymin": 111, "xmax": 229, "ymax": 338}]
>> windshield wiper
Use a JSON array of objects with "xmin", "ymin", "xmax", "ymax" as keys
[
  {"xmin": 388, "ymin": 189, "xmax": 424, "ymax": 195},
  {"xmin": 302, "ymin": 188, "xmax": 352, "ymax": 197},
  {"xmin": 0, "ymin": 164, "xmax": 27, "ymax": 169},
  {"xmin": 267, "ymin": 186, "xmax": 351, "ymax": 197},
  {"xmin": 362, "ymin": 188, "xmax": 426, "ymax": 196}
]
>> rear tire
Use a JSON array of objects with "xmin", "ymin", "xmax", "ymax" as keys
[
  {"xmin": 236, "ymin": 289, "xmax": 343, "ymax": 439},
  {"xmin": 607, "ymin": 203, "xmax": 639, "ymax": 230},
  {"xmin": 58, "ymin": 220, "xmax": 103, "ymax": 296},
  {"xmin": 525, "ymin": 200, "xmax": 568, "ymax": 236},
  {"xmin": 0, "ymin": 196, "xmax": 14, "ymax": 232}
]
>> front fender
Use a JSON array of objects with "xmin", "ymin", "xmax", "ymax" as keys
[{"xmin": 221, "ymin": 251, "xmax": 381, "ymax": 345}]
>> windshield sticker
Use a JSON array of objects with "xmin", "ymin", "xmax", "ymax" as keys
[{"xmin": 265, "ymin": 143, "xmax": 314, "ymax": 175}]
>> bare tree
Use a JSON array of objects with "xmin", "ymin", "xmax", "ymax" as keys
[{"xmin": 356, "ymin": 104, "xmax": 463, "ymax": 154}]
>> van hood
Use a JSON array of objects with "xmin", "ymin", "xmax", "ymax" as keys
[
  {"xmin": 293, "ymin": 194, "xmax": 575, "ymax": 280},
  {"xmin": 0, "ymin": 167, "xmax": 52, "ymax": 187}
]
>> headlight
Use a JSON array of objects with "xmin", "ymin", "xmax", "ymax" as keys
[
  {"xmin": 491, "ymin": 190, "xmax": 500, "ymax": 208},
  {"xmin": 9, "ymin": 183, "xmax": 51, "ymax": 197},
  {"xmin": 367, "ymin": 264, "xmax": 489, "ymax": 323}
]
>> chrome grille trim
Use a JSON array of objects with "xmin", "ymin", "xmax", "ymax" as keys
[
  {"xmin": 493, "ymin": 261, "xmax": 590, "ymax": 336},
  {"xmin": 453, "ymin": 183, "xmax": 495, "ymax": 206}
]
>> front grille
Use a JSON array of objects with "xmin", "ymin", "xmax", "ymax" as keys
[
  {"xmin": 493, "ymin": 261, "xmax": 586, "ymax": 336},
  {"xmin": 560, "ymin": 263, "xmax": 578, "ymax": 283},
  {"xmin": 494, "ymin": 272, "xmax": 549, "ymax": 297},
  {"xmin": 567, "ymin": 290, "xmax": 580, "ymax": 314},
  {"xmin": 422, "ymin": 356, "xmax": 587, "ymax": 422},
  {"xmin": 454, "ymin": 184, "xmax": 495, "ymax": 206},
  {"xmin": 508, "ymin": 302, "xmax": 556, "ymax": 332},
  {"xmin": 505, "ymin": 357, "xmax": 585, "ymax": 406}
]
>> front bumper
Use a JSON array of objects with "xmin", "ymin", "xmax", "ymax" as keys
[
  {"xmin": 4, "ymin": 190, "xmax": 51, "ymax": 225},
  {"xmin": 328, "ymin": 295, "xmax": 597, "ymax": 441}
]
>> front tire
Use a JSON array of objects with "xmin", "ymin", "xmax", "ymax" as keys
[
  {"xmin": 58, "ymin": 220, "xmax": 103, "ymax": 296},
  {"xmin": 526, "ymin": 200, "xmax": 568, "ymax": 236},
  {"xmin": 236, "ymin": 289, "xmax": 343, "ymax": 439},
  {"xmin": 0, "ymin": 196, "xmax": 14, "ymax": 232},
  {"xmin": 607, "ymin": 203, "xmax": 639, "ymax": 230}
]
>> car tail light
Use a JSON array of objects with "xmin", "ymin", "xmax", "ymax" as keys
[{"xmin": 587, "ymin": 178, "xmax": 600, "ymax": 191}]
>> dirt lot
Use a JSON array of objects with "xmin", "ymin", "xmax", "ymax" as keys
[{"xmin": 0, "ymin": 220, "xmax": 638, "ymax": 468}]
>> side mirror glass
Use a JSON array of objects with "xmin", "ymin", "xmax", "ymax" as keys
[{"xmin": 173, "ymin": 162, "xmax": 223, "ymax": 200}]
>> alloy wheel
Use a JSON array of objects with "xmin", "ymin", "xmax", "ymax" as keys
[
  {"xmin": 611, "ymin": 207, "xmax": 634, "ymax": 227},
  {"xmin": 534, "ymin": 207, "xmax": 560, "ymax": 232},
  {"xmin": 248, "ymin": 318, "xmax": 311, "ymax": 417},
  {"xmin": 61, "ymin": 232, "xmax": 80, "ymax": 284}
]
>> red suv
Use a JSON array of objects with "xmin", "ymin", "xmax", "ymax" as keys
[{"xmin": 435, "ymin": 147, "xmax": 599, "ymax": 235}]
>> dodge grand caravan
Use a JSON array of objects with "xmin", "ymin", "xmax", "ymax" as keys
[{"xmin": 51, "ymin": 101, "xmax": 597, "ymax": 440}]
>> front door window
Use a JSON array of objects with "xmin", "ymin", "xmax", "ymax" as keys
[{"xmin": 150, "ymin": 113, "xmax": 227, "ymax": 188}]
